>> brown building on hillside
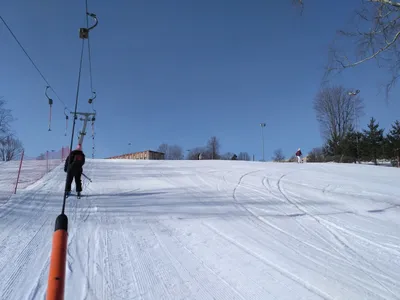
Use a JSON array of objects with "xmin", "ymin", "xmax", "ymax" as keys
[{"xmin": 107, "ymin": 150, "xmax": 165, "ymax": 160}]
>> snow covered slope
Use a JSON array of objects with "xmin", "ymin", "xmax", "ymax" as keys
[
  {"xmin": 0, "ymin": 159, "xmax": 62, "ymax": 205},
  {"xmin": 0, "ymin": 159, "xmax": 399, "ymax": 299}
]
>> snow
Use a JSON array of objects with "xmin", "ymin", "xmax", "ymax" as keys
[
  {"xmin": 0, "ymin": 159, "xmax": 62, "ymax": 205},
  {"xmin": 0, "ymin": 159, "xmax": 400, "ymax": 299}
]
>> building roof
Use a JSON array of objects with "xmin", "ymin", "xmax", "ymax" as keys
[{"xmin": 106, "ymin": 149, "xmax": 165, "ymax": 159}]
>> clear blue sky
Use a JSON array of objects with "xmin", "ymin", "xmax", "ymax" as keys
[{"xmin": 1, "ymin": 0, "xmax": 399, "ymax": 160}]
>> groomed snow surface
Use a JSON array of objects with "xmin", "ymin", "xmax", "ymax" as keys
[
  {"xmin": 0, "ymin": 159, "xmax": 62, "ymax": 205},
  {"xmin": 0, "ymin": 159, "xmax": 400, "ymax": 300}
]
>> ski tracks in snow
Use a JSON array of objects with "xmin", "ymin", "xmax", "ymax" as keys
[
  {"xmin": 275, "ymin": 173, "xmax": 400, "ymax": 299},
  {"xmin": 181, "ymin": 170, "xmax": 340, "ymax": 298},
  {"xmin": 196, "ymin": 166, "xmax": 400, "ymax": 299},
  {"xmin": 0, "ymin": 174, "xmax": 62, "ymax": 300},
  {"xmin": 2, "ymin": 160, "xmax": 400, "ymax": 299},
  {"xmin": 203, "ymin": 222, "xmax": 333, "ymax": 300}
]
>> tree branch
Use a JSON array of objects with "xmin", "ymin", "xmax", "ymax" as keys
[
  {"xmin": 339, "ymin": 30, "xmax": 400, "ymax": 69},
  {"xmin": 370, "ymin": 0, "xmax": 400, "ymax": 8},
  {"xmin": 293, "ymin": 0, "xmax": 400, "ymax": 96},
  {"xmin": 296, "ymin": 0, "xmax": 400, "ymax": 8},
  {"xmin": 321, "ymin": 1, "xmax": 400, "ymax": 97}
]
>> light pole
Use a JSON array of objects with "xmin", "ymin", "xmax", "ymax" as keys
[
  {"xmin": 128, "ymin": 142, "xmax": 132, "ymax": 155},
  {"xmin": 186, "ymin": 149, "xmax": 191, "ymax": 160},
  {"xmin": 348, "ymin": 89, "xmax": 360, "ymax": 163},
  {"xmin": 260, "ymin": 123, "xmax": 266, "ymax": 161}
]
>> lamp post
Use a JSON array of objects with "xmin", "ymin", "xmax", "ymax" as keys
[
  {"xmin": 348, "ymin": 89, "xmax": 360, "ymax": 163},
  {"xmin": 260, "ymin": 123, "xmax": 266, "ymax": 161},
  {"xmin": 186, "ymin": 149, "xmax": 191, "ymax": 160}
]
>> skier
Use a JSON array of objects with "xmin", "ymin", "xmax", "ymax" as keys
[
  {"xmin": 64, "ymin": 144, "xmax": 85, "ymax": 197},
  {"xmin": 295, "ymin": 148, "xmax": 302, "ymax": 163}
]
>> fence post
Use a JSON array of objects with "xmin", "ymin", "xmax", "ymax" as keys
[{"xmin": 14, "ymin": 150, "xmax": 24, "ymax": 194}]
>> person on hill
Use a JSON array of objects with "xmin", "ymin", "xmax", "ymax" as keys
[
  {"xmin": 64, "ymin": 144, "xmax": 85, "ymax": 196},
  {"xmin": 295, "ymin": 148, "xmax": 302, "ymax": 163}
]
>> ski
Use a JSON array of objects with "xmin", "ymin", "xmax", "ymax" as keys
[{"xmin": 66, "ymin": 192, "xmax": 83, "ymax": 198}]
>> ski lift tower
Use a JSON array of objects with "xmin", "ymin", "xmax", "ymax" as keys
[{"xmin": 71, "ymin": 111, "xmax": 96, "ymax": 146}]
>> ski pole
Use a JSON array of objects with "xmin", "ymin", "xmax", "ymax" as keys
[{"xmin": 82, "ymin": 173, "xmax": 92, "ymax": 182}]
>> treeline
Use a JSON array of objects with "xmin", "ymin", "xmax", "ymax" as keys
[
  {"xmin": 0, "ymin": 98, "xmax": 23, "ymax": 161},
  {"xmin": 308, "ymin": 118, "xmax": 400, "ymax": 166},
  {"xmin": 305, "ymin": 85, "xmax": 399, "ymax": 166},
  {"xmin": 158, "ymin": 136, "xmax": 251, "ymax": 161}
]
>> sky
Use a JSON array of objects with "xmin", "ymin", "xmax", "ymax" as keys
[{"xmin": 1, "ymin": 0, "xmax": 400, "ymax": 161}]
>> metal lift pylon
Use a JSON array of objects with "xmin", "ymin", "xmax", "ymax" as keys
[{"xmin": 71, "ymin": 112, "xmax": 96, "ymax": 146}]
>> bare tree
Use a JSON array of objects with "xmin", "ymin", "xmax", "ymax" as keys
[
  {"xmin": 314, "ymin": 85, "xmax": 364, "ymax": 145},
  {"xmin": 157, "ymin": 143, "xmax": 184, "ymax": 160},
  {"xmin": 0, "ymin": 98, "xmax": 14, "ymax": 142},
  {"xmin": 293, "ymin": 1, "xmax": 400, "ymax": 96},
  {"xmin": 157, "ymin": 143, "xmax": 168, "ymax": 156},
  {"xmin": 168, "ymin": 145, "xmax": 184, "ymax": 160},
  {"xmin": 0, "ymin": 135, "xmax": 23, "ymax": 161},
  {"xmin": 220, "ymin": 152, "xmax": 236, "ymax": 160},
  {"xmin": 187, "ymin": 147, "xmax": 206, "ymax": 160},
  {"xmin": 238, "ymin": 152, "xmax": 251, "ymax": 161},
  {"xmin": 206, "ymin": 136, "xmax": 220, "ymax": 159},
  {"xmin": 0, "ymin": 99, "xmax": 21, "ymax": 161},
  {"xmin": 272, "ymin": 148, "xmax": 285, "ymax": 162},
  {"xmin": 307, "ymin": 147, "xmax": 325, "ymax": 162}
]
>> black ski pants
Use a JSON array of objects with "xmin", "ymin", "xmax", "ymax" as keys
[{"xmin": 66, "ymin": 169, "xmax": 82, "ymax": 192}]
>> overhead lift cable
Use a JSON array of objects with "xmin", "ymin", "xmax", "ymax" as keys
[
  {"xmin": 86, "ymin": 0, "xmax": 95, "ymax": 97},
  {"xmin": 46, "ymin": 3, "xmax": 98, "ymax": 299},
  {"xmin": 0, "ymin": 15, "xmax": 70, "ymax": 113},
  {"xmin": 85, "ymin": 0, "xmax": 98, "ymax": 159}
]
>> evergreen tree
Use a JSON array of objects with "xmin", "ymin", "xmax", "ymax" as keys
[
  {"xmin": 324, "ymin": 125, "xmax": 364, "ymax": 163},
  {"xmin": 381, "ymin": 136, "xmax": 391, "ymax": 160},
  {"xmin": 323, "ymin": 133, "xmax": 342, "ymax": 161},
  {"xmin": 386, "ymin": 120, "xmax": 400, "ymax": 165},
  {"xmin": 341, "ymin": 128, "xmax": 363, "ymax": 163},
  {"xmin": 362, "ymin": 117, "xmax": 384, "ymax": 165}
]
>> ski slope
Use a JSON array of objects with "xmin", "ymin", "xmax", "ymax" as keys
[
  {"xmin": 0, "ymin": 159, "xmax": 62, "ymax": 205},
  {"xmin": 0, "ymin": 159, "xmax": 400, "ymax": 299}
]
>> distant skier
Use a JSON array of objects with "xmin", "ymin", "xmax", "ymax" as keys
[
  {"xmin": 64, "ymin": 144, "xmax": 85, "ymax": 197},
  {"xmin": 295, "ymin": 148, "xmax": 302, "ymax": 163}
]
